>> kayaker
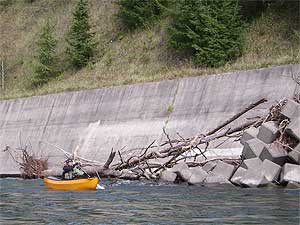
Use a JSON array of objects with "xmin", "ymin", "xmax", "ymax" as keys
[
  {"xmin": 62, "ymin": 159, "xmax": 75, "ymax": 180},
  {"xmin": 62, "ymin": 159, "xmax": 86, "ymax": 179}
]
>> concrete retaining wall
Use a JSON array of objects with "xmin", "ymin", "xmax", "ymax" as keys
[{"xmin": 0, "ymin": 64, "xmax": 299, "ymax": 174}]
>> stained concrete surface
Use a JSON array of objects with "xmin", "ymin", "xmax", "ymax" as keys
[{"xmin": 0, "ymin": 64, "xmax": 299, "ymax": 174}]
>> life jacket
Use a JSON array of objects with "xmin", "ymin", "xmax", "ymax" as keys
[{"xmin": 73, "ymin": 165, "xmax": 84, "ymax": 176}]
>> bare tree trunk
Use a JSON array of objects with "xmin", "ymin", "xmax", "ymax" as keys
[{"xmin": 206, "ymin": 98, "xmax": 267, "ymax": 136}]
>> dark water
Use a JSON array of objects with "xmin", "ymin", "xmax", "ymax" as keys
[{"xmin": 0, "ymin": 179, "xmax": 299, "ymax": 225}]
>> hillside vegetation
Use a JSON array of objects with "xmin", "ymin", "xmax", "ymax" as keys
[{"xmin": 0, "ymin": 0, "xmax": 299, "ymax": 99}]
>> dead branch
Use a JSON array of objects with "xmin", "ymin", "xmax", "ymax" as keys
[
  {"xmin": 163, "ymin": 127, "xmax": 173, "ymax": 148},
  {"xmin": 103, "ymin": 148, "xmax": 116, "ymax": 169},
  {"xmin": 118, "ymin": 150, "xmax": 124, "ymax": 164},
  {"xmin": 5, "ymin": 145, "xmax": 48, "ymax": 179},
  {"xmin": 139, "ymin": 140, "xmax": 156, "ymax": 159},
  {"xmin": 206, "ymin": 98, "xmax": 267, "ymax": 136}
]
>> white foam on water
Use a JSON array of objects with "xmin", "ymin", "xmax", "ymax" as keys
[{"xmin": 96, "ymin": 184, "xmax": 105, "ymax": 190}]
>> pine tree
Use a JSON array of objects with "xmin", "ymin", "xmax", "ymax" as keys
[
  {"xmin": 66, "ymin": 0, "xmax": 96, "ymax": 69},
  {"xmin": 117, "ymin": 0, "xmax": 169, "ymax": 30},
  {"xmin": 31, "ymin": 21, "xmax": 57, "ymax": 87},
  {"xmin": 167, "ymin": 0, "xmax": 245, "ymax": 67}
]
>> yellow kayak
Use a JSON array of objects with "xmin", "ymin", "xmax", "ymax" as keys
[{"xmin": 43, "ymin": 176, "xmax": 99, "ymax": 190}]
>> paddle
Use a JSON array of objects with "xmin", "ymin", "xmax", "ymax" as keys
[{"xmin": 81, "ymin": 166, "xmax": 105, "ymax": 190}]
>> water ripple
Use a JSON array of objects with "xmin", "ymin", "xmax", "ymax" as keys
[{"xmin": 0, "ymin": 179, "xmax": 299, "ymax": 224}]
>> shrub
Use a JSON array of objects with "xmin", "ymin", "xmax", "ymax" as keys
[
  {"xmin": 66, "ymin": 0, "xmax": 96, "ymax": 69},
  {"xmin": 117, "ymin": 0, "xmax": 169, "ymax": 30},
  {"xmin": 167, "ymin": 0, "xmax": 245, "ymax": 67}
]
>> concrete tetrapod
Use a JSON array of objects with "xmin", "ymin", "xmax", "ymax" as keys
[
  {"xmin": 238, "ymin": 158, "xmax": 282, "ymax": 187},
  {"xmin": 210, "ymin": 161, "xmax": 235, "ymax": 180},
  {"xmin": 230, "ymin": 167, "xmax": 247, "ymax": 186},
  {"xmin": 204, "ymin": 173, "xmax": 232, "ymax": 185},
  {"xmin": 170, "ymin": 162, "xmax": 192, "ymax": 182},
  {"xmin": 280, "ymin": 163, "xmax": 300, "ymax": 184},
  {"xmin": 203, "ymin": 161, "xmax": 235, "ymax": 185},
  {"xmin": 160, "ymin": 169, "xmax": 177, "ymax": 183},
  {"xmin": 280, "ymin": 99, "xmax": 300, "ymax": 119},
  {"xmin": 261, "ymin": 159, "xmax": 281, "ymax": 182},
  {"xmin": 241, "ymin": 158, "xmax": 263, "ymax": 169},
  {"xmin": 288, "ymin": 144, "xmax": 300, "ymax": 164},
  {"xmin": 187, "ymin": 167, "xmax": 208, "ymax": 185},
  {"xmin": 259, "ymin": 143, "xmax": 287, "ymax": 166},
  {"xmin": 242, "ymin": 138, "xmax": 267, "ymax": 159},
  {"xmin": 239, "ymin": 169, "xmax": 269, "ymax": 188},
  {"xmin": 240, "ymin": 127, "xmax": 259, "ymax": 145},
  {"xmin": 257, "ymin": 121, "xmax": 279, "ymax": 144},
  {"xmin": 285, "ymin": 116, "xmax": 300, "ymax": 141}
]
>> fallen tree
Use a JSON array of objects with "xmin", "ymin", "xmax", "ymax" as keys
[{"xmin": 41, "ymin": 97, "xmax": 272, "ymax": 179}]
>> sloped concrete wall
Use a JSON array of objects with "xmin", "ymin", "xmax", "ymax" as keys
[{"xmin": 0, "ymin": 64, "xmax": 299, "ymax": 174}]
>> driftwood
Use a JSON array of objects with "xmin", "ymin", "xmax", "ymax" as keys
[
  {"xmin": 96, "ymin": 98, "xmax": 271, "ymax": 179},
  {"xmin": 206, "ymin": 98, "xmax": 267, "ymax": 136},
  {"xmin": 40, "ymin": 98, "xmax": 272, "ymax": 179},
  {"xmin": 4, "ymin": 145, "xmax": 48, "ymax": 178},
  {"xmin": 41, "ymin": 141, "xmax": 103, "ymax": 165},
  {"xmin": 103, "ymin": 149, "xmax": 116, "ymax": 169}
]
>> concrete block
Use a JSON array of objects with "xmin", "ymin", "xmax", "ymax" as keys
[
  {"xmin": 240, "ymin": 169, "xmax": 269, "ymax": 188},
  {"xmin": 285, "ymin": 117, "xmax": 300, "ymax": 141},
  {"xmin": 286, "ymin": 181, "xmax": 300, "ymax": 189},
  {"xmin": 240, "ymin": 127, "xmax": 259, "ymax": 145},
  {"xmin": 257, "ymin": 121, "xmax": 279, "ymax": 144},
  {"xmin": 262, "ymin": 159, "xmax": 281, "ymax": 182},
  {"xmin": 230, "ymin": 167, "xmax": 247, "ymax": 185},
  {"xmin": 280, "ymin": 163, "xmax": 300, "ymax": 183},
  {"xmin": 281, "ymin": 99, "xmax": 300, "ymax": 119},
  {"xmin": 211, "ymin": 161, "xmax": 235, "ymax": 180},
  {"xmin": 160, "ymin": 169, "xmax": 177, "ymax": 183},
  {"xmin": 204, "ymin": 173, "xmax": 231, "ymax": 184},
  {"xmin": 171, "ymin": 162, "xmax": 189, "ymax": 173},
  {"xmin": 177, "ymin": 168, "xmax": 193, "ymax": 182},
  {"xmin": 239, "ymin": 159, "xmax": 281, "ymax": 187},
  {"xmin": 241, "ymin": 157, "xmax": 263, "ymax": 169},
  {"xmin": 260, "ymin": 143, "xmax": 287, "ymax": 166},
  {"xmin": 187, "ymin": 167, "xmax": 208, "ymax": 185},
  {"xmin": 288, "ymin": 144, "xmax": 300, "ymax": 164},
  {"xmin": 202, "ymin": 161, "xmax": 217, "ymax": 172},
  {"xmin": 242, "ymin": 138, "xmax": 267, "ymax": 159},
  {"xmin": 170, "ymin": 162, "xmax": 192, "ymax": 181}
]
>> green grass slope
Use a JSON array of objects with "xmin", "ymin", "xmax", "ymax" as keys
[{"xmin": 0, "ymin": 0, "xmax": 299, "ymax": 99}]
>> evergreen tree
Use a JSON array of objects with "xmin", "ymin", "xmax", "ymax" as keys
[
  {"xmin": 117, "ymin": 0, "xmax": 169, "ymax": 30},
  {"xmin": 167, "ymin": 0, "xmax": 245, "ymax": 67},
  {"xmin": 66, "ymin": 0, "xmax": 96, "ymax": 69},
  {"xmin": 31, "ymin": 21, "xmax": 57, "ymax": 87}
]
